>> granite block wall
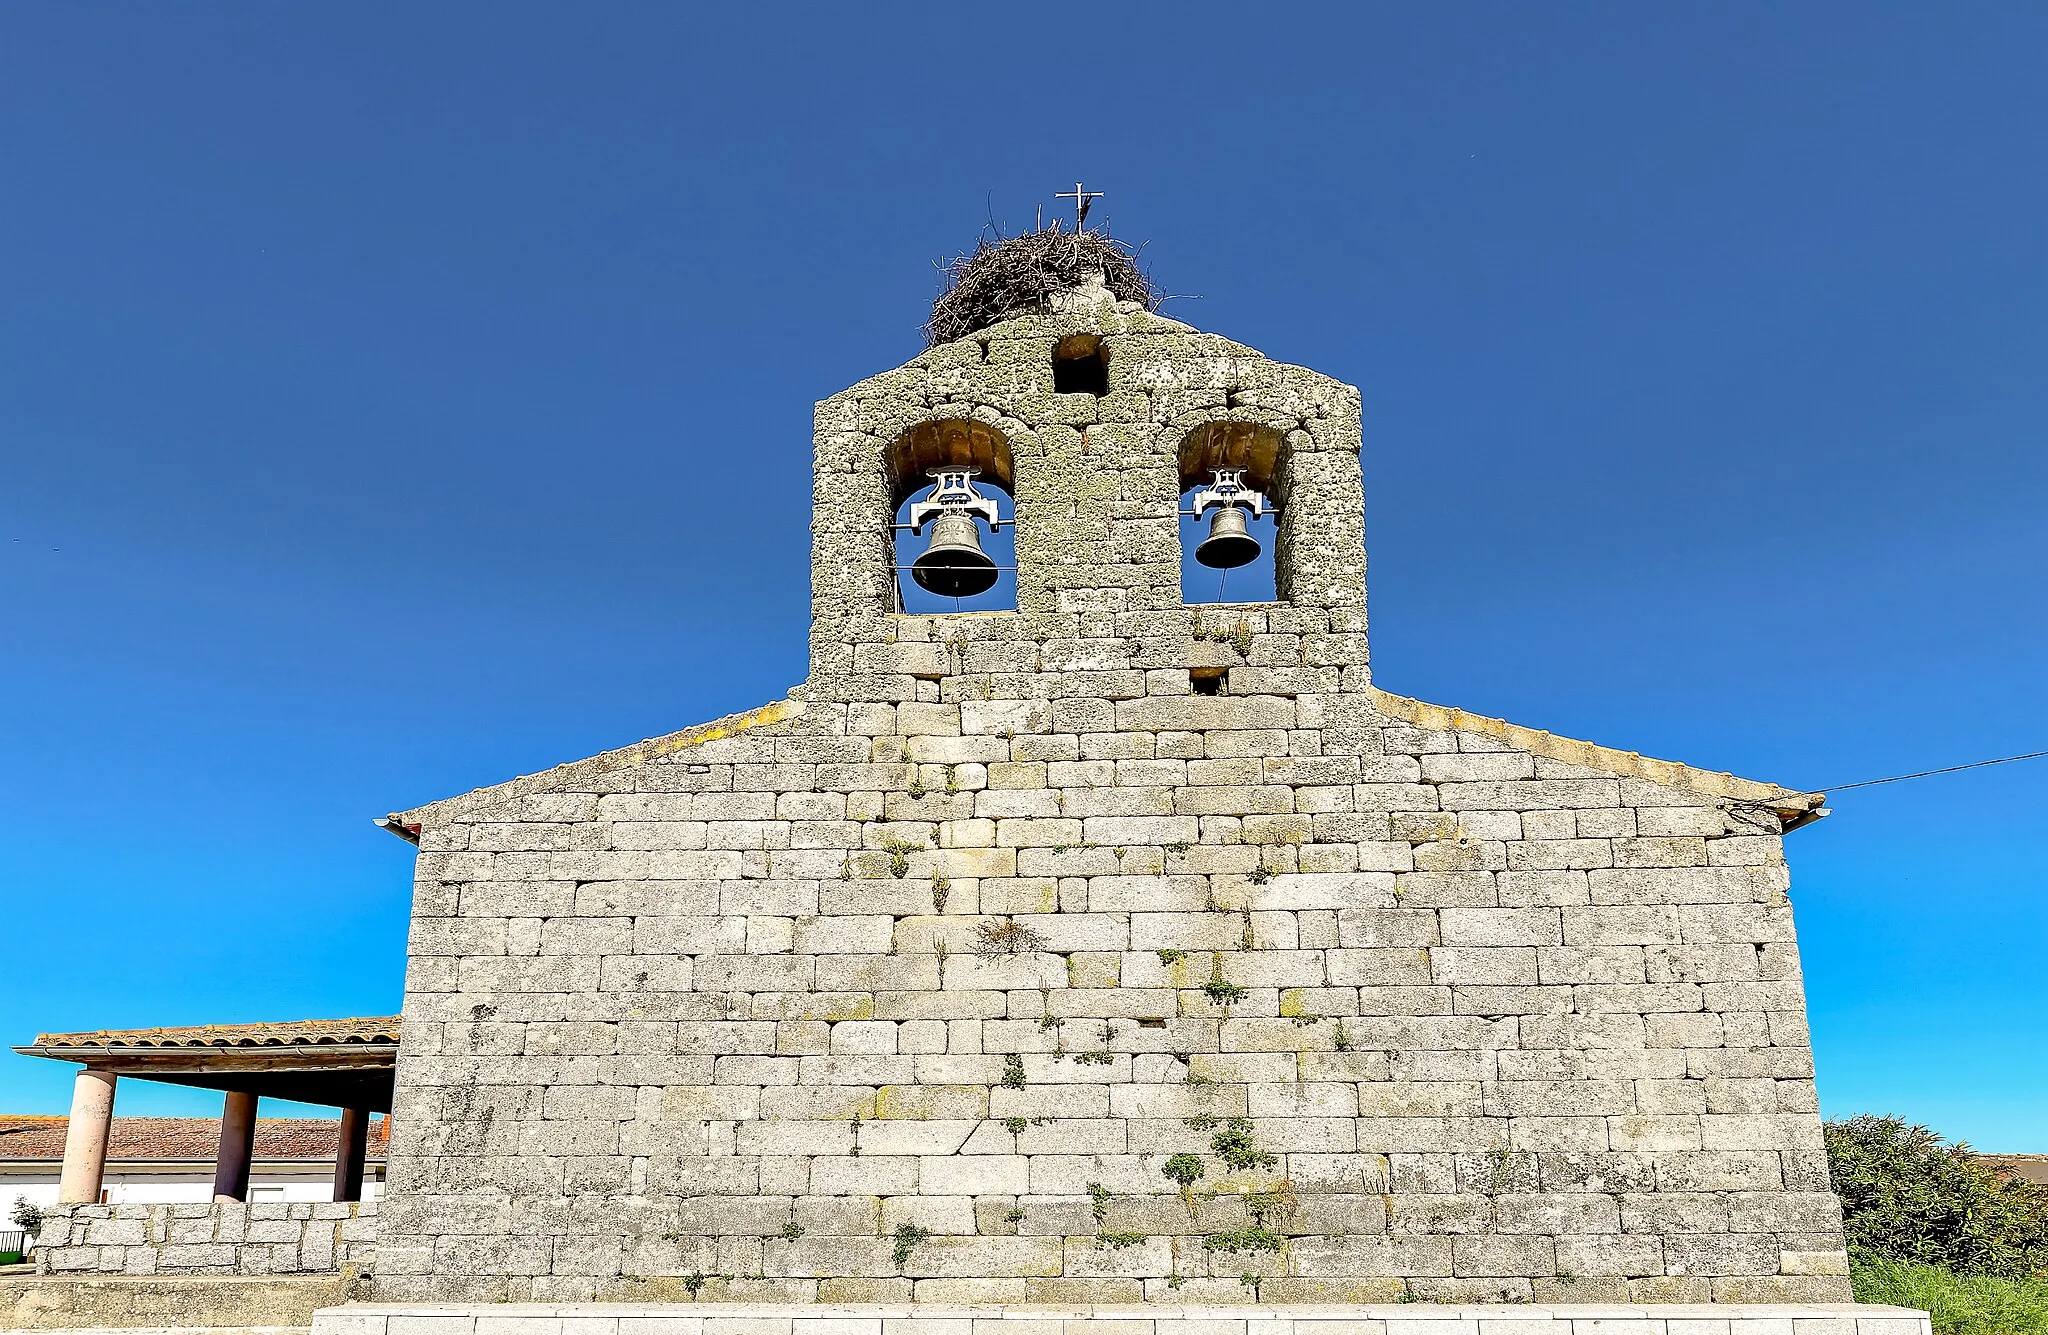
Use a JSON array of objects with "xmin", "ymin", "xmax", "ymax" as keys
[
  {"xmin": 376, "ymin": 299, "xmax": 1846, "ymax": 1305},
  {"xmin": 33, "ymin": 1201, "xmax": 377, "ymax": 1277}
]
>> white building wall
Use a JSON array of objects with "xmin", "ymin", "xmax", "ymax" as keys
[{"xmin": 3, "ymin": 1163, "xmax": 386, "ymax": 1214}]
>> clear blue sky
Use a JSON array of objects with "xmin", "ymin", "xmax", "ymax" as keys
[{"xmin": 2, "ymin": 5, "xmax": 2042, "ymax": 1149}]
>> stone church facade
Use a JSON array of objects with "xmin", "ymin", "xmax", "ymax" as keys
[{"xmin": 376, "ymin": 293, "xmax": 1850, "ymax": 1306}]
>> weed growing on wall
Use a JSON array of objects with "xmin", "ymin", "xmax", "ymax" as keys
[
  {"xmin": 1203, "ymin": 975, "xmax": 1248, "ymax": 1006},
  {"xmin": 1212, "ymin": 1118, "xmax": 1277, "ymax": 1172},
  {"xmin": 880, "ymin": 837, "xmax": 923, "ymax": 878},
  {"xmin": 891, "ymin": 1223, "xmax": 931, "ymax": 1268},
  {"xmin": 1206, "ymin": 1225, "xmax": 1284, "ymax": 1254},
  {"xmin": 975, "ymin": 916, "xmax": 1047, "ymax": 958}
]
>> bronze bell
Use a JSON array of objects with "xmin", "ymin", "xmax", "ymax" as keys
[
  {"xmin": 1195, "ymin": 503, "xmax": 1261, "ymax": 569},
  {"xmin": 911, "ymin": 510, "xmax": 999, "ymax": 597}
]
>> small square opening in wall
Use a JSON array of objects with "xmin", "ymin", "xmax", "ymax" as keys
[
  {"xmin": 1052, "ymin": 334, "xmax": 1109, "ymax": 396},
  {"xmin": 1190, "ymin": 667, "xmax": 1226, "ymax": 695}
]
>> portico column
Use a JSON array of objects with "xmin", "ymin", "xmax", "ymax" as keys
[
  {"xmin": 212, "ymin": 1090, "xmax": 258, "ymax": 1202},
  {"xmin": 57, "ymin": 1069, "xmax": 117, "ymax": 1203},
  {"xmin": 332, "ymin": 1107, "xmax": 368, "ymax": 1203}
]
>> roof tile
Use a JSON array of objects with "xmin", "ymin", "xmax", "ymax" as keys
[
  {"xmin": 28, "ymin": 1017, "xmax": 400, "ymax": 1051},
  {"xmin": 0, "ymin": 1115, "xmax": 388, "ymax": 1163}
]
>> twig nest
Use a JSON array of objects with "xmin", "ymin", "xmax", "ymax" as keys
[{"xmin": 926, "ymin": 225, "xmax": 1157, "ymax": 347}]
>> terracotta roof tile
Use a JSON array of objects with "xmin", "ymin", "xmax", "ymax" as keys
[
  {"xmin": 27, "ymin": 1017, "xmax": 400, "ymax": 1051},
  {"xmin": 0, "ymin": 1115, "xmax": 388, "ymax": 1163},
  {"xmin": 1977, "ymin": 1153, "xmax": 2048, "ymax": 1187}
]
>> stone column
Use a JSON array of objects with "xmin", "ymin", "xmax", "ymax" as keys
[
  {"xmin": 56, "ymin": 1068, "xmax": 117, "ymax": 1203},
  {"xmin": 332, "ymin": 1107, "xmax": 369, "ymax": 1203},
  {"xmin": 212, "ymin": 1090, "xmax": 258, "ymax": 1202}
]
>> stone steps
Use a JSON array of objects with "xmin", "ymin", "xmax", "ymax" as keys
[{"xmin": 309, "ymin": 1302, "xmax": 1930, "ymax": 1335}]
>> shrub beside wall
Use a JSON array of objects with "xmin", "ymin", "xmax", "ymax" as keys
[
  {"xmin": 1827, "ymin": 1115, "xmax": 2048, "ymax": 1334},
  {"xmin": 1825, "ymin": 1115, "xmax": 2048, "ymax": 1279}
]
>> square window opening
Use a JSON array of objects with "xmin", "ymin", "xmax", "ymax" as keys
[{"xmin": 1052, "ymin": 335, "xmax": 1110, "ymax": 397}]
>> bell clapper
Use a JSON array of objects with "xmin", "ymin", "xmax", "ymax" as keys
[{"xmin": 904, "ymin": 466, "xmax": 1003, "ymax": 599}]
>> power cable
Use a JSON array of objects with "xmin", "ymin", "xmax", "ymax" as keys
[
  {"xmin": 1817, "ymin": 750, "xmax": 2048, "ymax": 794},
  {"xmin": 1729, "ymin": 748, "xmax": 2048, "ymax": 813}
]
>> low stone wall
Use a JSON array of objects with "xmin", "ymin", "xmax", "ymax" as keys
[
  {"xmin": 311, "ymin": 1304, "xmax": 1932, "ymax": 1335},
  {"xmin": 0, "ymin": 1273, "xmax": 352, "ymax": 1329},
  {"xmin": 32, "ymin": 1201, "xmax": 376, "ymax": 1277}
]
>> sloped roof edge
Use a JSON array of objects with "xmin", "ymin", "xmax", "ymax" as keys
[
  {"xmin": 387, "ymin": 696, "xmax": 804, "ymax": 836},
  {"xmin": 1367, "ymin": 686, "xmax": 1825, "ymax": 828},
  {"xmin": 22, "ymin": 1017, "xmax": 401, "ymax": 1052},
  {"xmin": 383, "ymin": 688, "xmax": 1818, "ymax": 838}
]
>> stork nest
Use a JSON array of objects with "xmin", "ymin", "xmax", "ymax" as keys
[{"xmin": 925, "ymin": 224, "xmax": 1157, "ymax": 347}]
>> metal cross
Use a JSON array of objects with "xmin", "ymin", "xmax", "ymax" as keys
[{"xmin": 1055, "ymin": 181, "xmax": 1103, "ymax": 229}]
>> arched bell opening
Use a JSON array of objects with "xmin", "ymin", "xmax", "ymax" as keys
[
  {"xmin": 1177, "ymin": 420, "xmax": 1283, "ymax": 605},
  {"xmin": 888, "ymin": 419, "xmax": 1018, "ymax": 613}
]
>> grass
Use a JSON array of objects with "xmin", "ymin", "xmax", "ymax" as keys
[{"xmin": 1852, "ymin": 1254, "xmax": 2048, "ymax": 1335}]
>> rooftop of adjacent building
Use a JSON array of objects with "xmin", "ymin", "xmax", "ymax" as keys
[
  {"xmin": 21, "ymin": 1016, "xmax": 399, "ymax": 1051},
  {"xmin": 1978, "ymin": 1153, "xmax": 2048, "ymax": 1187},
  {"xmin": 13, "ymin": 1016, "xmax": 402, "ymax": 1120},
  {"xmin": 0, "ymin": 1114, "xmax": 387, "ymax": 1164}
]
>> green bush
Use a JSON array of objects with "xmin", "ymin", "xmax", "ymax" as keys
[
  {"xmin": 1826, "ymin": 1115, "xmax": 2048, "ymax": 1279},
  {"xmin": 1852, "ymin": 1254, "xmax": 2048, "ymax": 1335}
]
